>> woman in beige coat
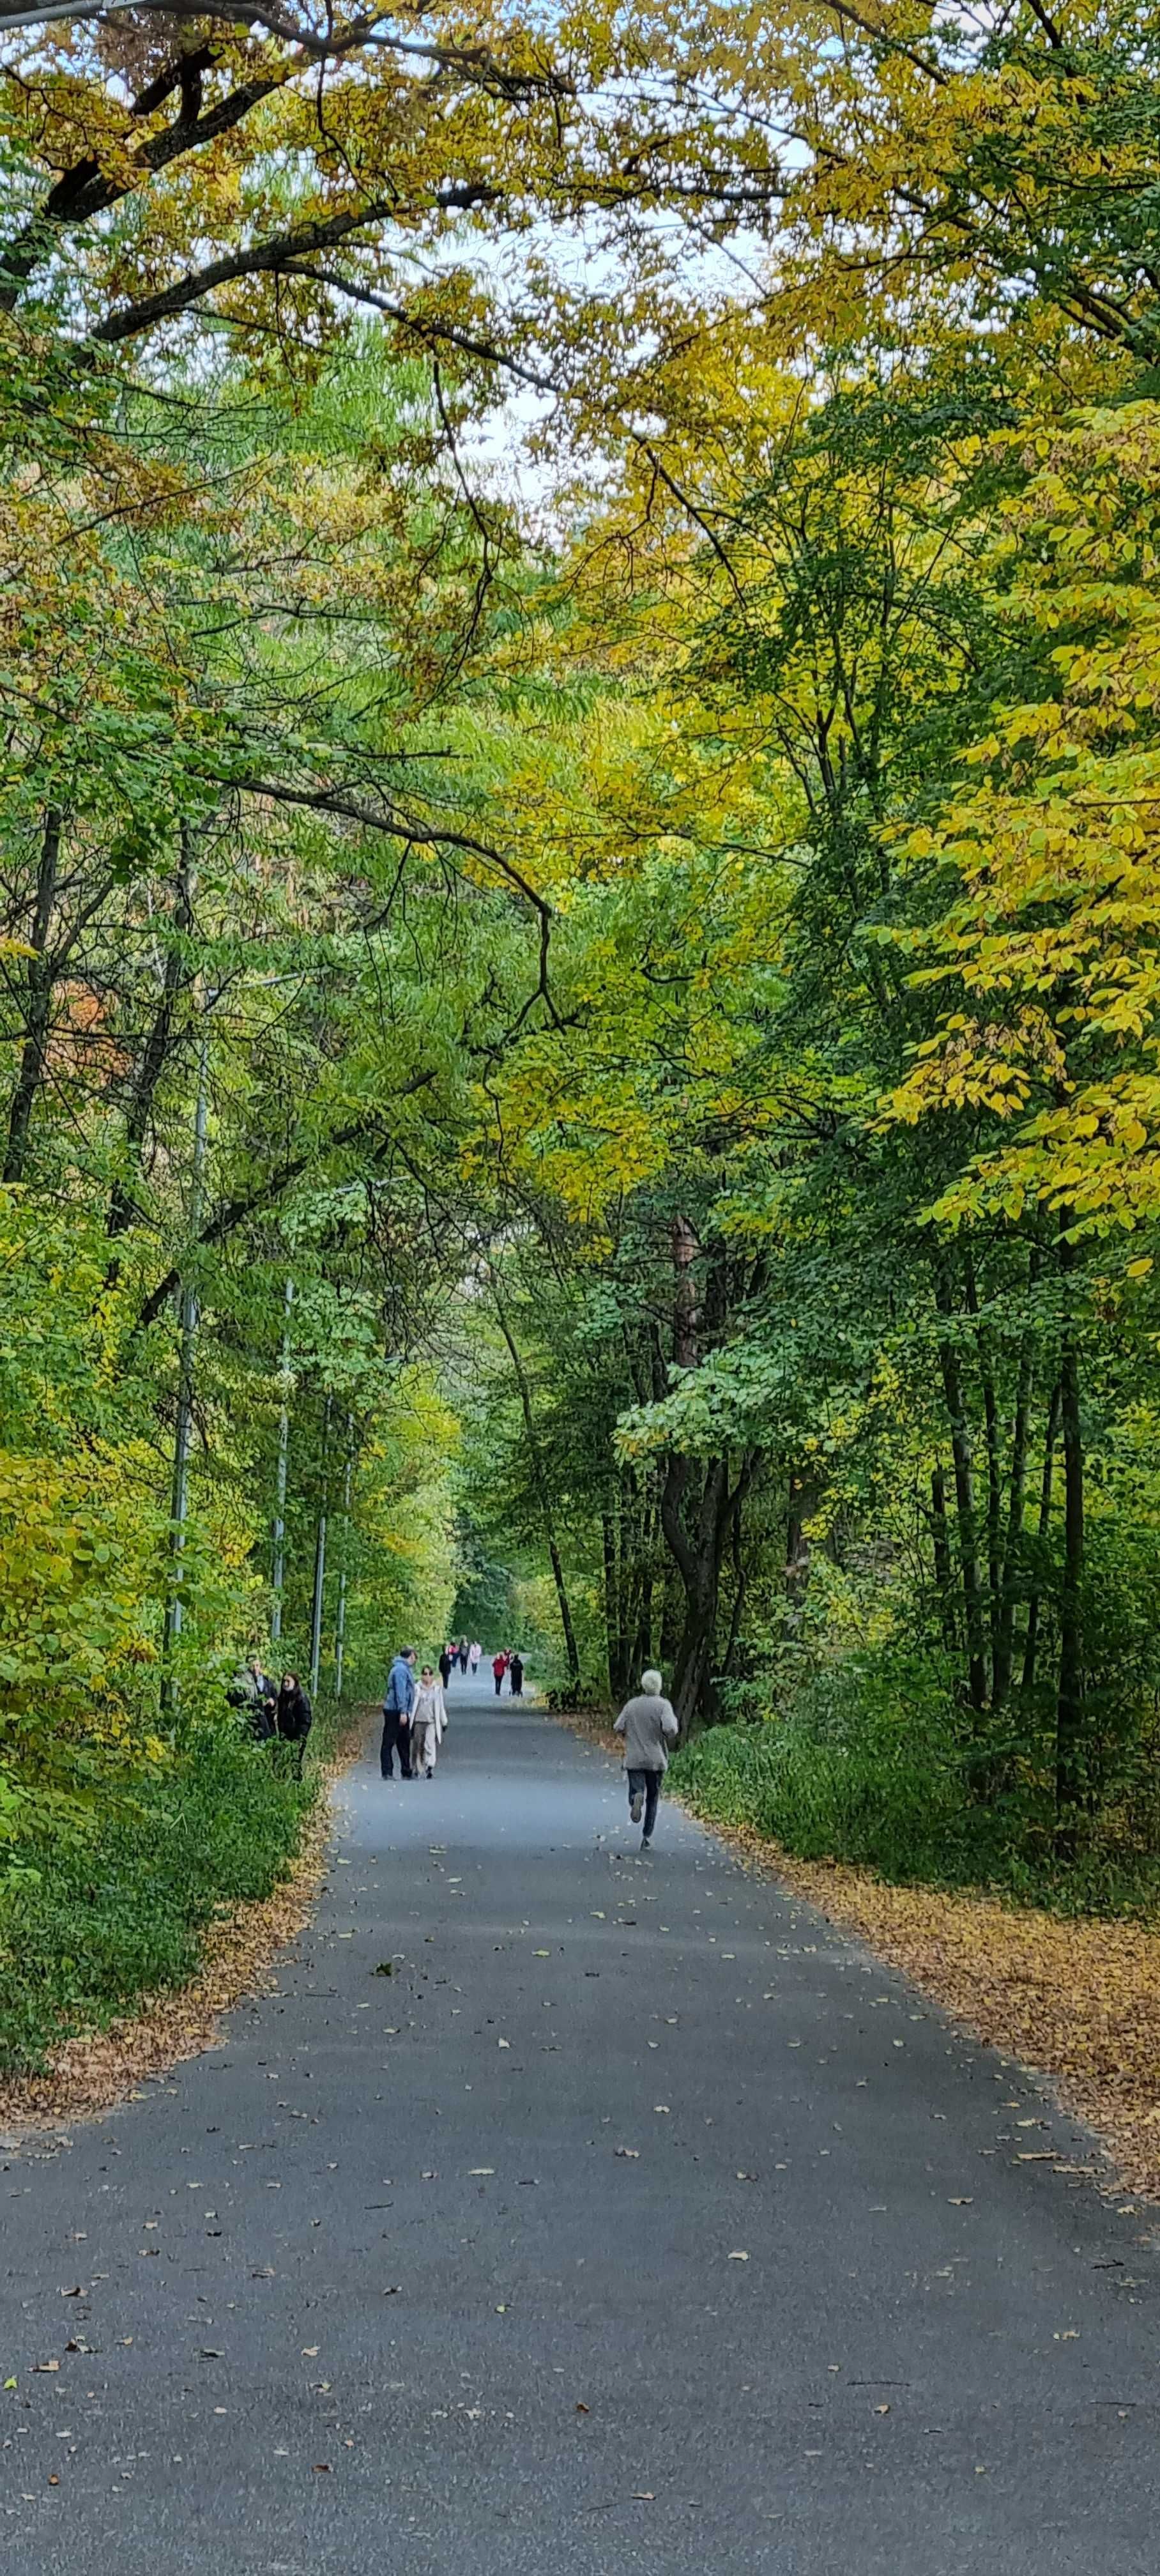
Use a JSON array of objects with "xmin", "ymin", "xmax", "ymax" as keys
[{"xmin": 411, "ymin": 1666, "xmax": 448, "ymax": 1777}]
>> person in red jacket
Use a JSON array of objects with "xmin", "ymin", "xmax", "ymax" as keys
[{"xmin": 492, "ymin": 1649, "xmax": 508, "ymax": 1698}]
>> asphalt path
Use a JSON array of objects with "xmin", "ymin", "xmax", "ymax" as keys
[{"xmin": 3, "ymin": 1675, "xmax": 1159, "ymax": 2574}]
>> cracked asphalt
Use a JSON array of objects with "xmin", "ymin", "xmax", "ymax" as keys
[{"xmin": 3, "ymin": 1677, "xmax": 1159, "ymax": 2573}]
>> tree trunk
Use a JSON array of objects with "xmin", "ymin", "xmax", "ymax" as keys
[
  {"xmin": 1021, "ymin": 1379, "xmax": 1060, "ymax": 1696},
  {"xmin": 107, "ymin": 835, "xmax": 194, "ymax": 1240},
  {"xmin": 1054, "ymin": 1307, "xmax": 1085, "ymax": 1853},
  {"xmin": 3, "ymin": 806, "xmax": 61, "ymax": 1184},
  {"xmin": 992, "ymin": 1329, "xmax": 1035, "ymax": 1715},
  {"xmin": 492, "ymin": 1291, "xmax": 580, "ymax": 1683},
  {"xmin": 602, "ymin": 1505, "xmax": 630, "ymax": 1701},
  {"xmin": 935, "ymin": 1269, "xmax": 989, "ymax": 1714},
  {"xmin": 930, "ymin": 1466, "xmax": 956, "ymax": 1647}
]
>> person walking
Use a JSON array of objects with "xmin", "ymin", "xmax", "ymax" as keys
[
  {"xmin": 457, "ymin": 1636, "xmax": 469, "ymax": 1674},
  {"xmin": 276, "ymin": 1671, "xmax": 313, "ymax": 1776},
  {"xmin": 411, "ymin": 1665, "xmax": 448, "ymax": 1777},
  {"xmin": 614, "ymin": 1667, "xmax": 679, "ymax": 1850},
  {"xmin": 509, "ymin": 1650, "xmax": 524, "ymax": 1699},
  {"xmin": 469, "ymin": 1640, "xmax": 482, "ymax": 1677},
  {"xmin": 492, "ymin": 1648, "xmax": 508, "ymax": 1698},
  {"xmin": 438, "ymin": 1643, "xmax": 454, "ymax": 1690},
  {"xmin": 381, "ymin": 1647, "xmax": 416, "ymax": 1779}
]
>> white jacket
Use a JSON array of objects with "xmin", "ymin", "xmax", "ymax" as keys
[{"xmin": 411, "ymin": 1680, "xmax": 446, "ymax": 1738}]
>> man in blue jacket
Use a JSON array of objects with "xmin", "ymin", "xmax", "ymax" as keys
[{"xmin": 381, "ymin": 1647, "xmax": 416, "ymax": 1779}]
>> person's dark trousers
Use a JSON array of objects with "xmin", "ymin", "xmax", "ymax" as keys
[
  {"xmin": 380, "ymin": 1711, "xmax": 413, "ymax": 1777},
  {"xmin": 494, "ymin": 1675, "xmax": 502, "ymax": 1696},
  {"xmin": 627, "ymin": 1768, "xmax": 661, "ymax": 1839}
]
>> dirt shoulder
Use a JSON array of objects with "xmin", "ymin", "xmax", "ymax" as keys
[
  {"xmin": 549, "ymin": 1699, "xmax": 1160, "ymax": 2205},
  {"xmin": 0, "ymin": 1706, "xmax": 367, "ymax": 2136}
]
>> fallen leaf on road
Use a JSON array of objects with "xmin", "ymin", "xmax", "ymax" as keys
[
  {"xmin": 728, "ymin": 2251, "xmax": 749, "ymax": 2261},
  {"xmin": 632, "ymin": 2491, "xmax": 655, "ymax": 2501},
  {"xmin": 874, "ymin": 2404, "xmax": 890, "ymax": 2415},
  {"xmin": 469, "ymin": 2168, "xmax": 494, "ymax": 2177},
  {"xmin": 301, "ymin": 2347, "xmax": 319, "ymax": 2358},
  {"xmin": 576, "ymin": 2402, "xmax": 590, "ymax": 2414},
  {"xmin": 313, "ymin": 2462, "xmax": 331, "ymax": 2473},
  {"xmin": 374, "ymin": 1963, "xmax": 393, "ymax": 1978},
  {"xmin": 614, "ymin": 2147, "xmax": 639, "ymax": 2159},
  {"xmin": 33, "ymin": 2362, "xmax": 59, "ymax": 2375}
]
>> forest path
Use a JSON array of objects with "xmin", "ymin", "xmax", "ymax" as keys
[{"xmin": 3, "ymin": 1675, "xmax": 1159, "ymax": 2575}]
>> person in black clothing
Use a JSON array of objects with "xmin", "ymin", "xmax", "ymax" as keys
[
  {"xmin": 509, "ymin": 1651, "xmax": 524, "ymax": 1699},
  {"xmin": 277, "ymin": 1671, "xmax": 313, "ymax": 1776},
  {"xmin": 438, "ymin": 1644, "xmax": 454, "ymax": 1689},
  {"xmin": 457, "ymin": 1636, "xmax": 469, "ymax": 1673}
]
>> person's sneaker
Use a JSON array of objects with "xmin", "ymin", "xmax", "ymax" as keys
[
  {"xmin": 630, "ymin": 1789, "xmax": 644, "ymax": 1824},
  {"xmin": 640, "ymin": 1835, "xmax": 652, "ymax": 1852},
  {"xmin": 426, "ymin": 1765, "xmax": 434, "ymax": 1777}
]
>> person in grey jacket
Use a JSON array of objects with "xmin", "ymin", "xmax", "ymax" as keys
[
  {"xmin": 613, "ymin": 1668, "xmax": 679, "ymax": 1850},
  {"xmin": 381, "ymin": 1648, "xmax": 416, "ymax": 1779}
]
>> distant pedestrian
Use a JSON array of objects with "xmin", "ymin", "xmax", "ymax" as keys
[
  {"xmin": 276, "ymin": 1671, "xmax": 313, "ymax": 1776},
  {"xmin": 492, "ymin": 1649, "xmax": 508, "ymax": 1697},
  {"xmin": 614, "ymin": 1668, "xmax": 678, "ymax": 1850},
  {"xmin": 469, "ymin": 1641, "xmax": 482, "ymax": 1676},
  {"xmin": 509, "ymin": 1651, "xmax": 524, "ymax": 1699},
  {"xmin": 411, "ymin": 1666, "xmax": 447, "ymax": 1776},
  {"xmin": 381, "ymin": 1647, "xmax": 416, "ymax": 1779},
  {"xmin": 439, "ymin": 1644, "xmax": 454, "ymax": 1689},
  {"xmin": 457, "ymin": 1636, "xmax": 469, "ymax": 1674},
  {"xmin": 228, "ymin": 1656, "xmax": 275, "ymax": 1741}
]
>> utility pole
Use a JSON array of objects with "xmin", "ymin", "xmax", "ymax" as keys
[
  {"xmin": 270, "ymin": 1276, "xmax": 294, "ymax": 1644},
  {"xmin": 161, "ymin": 1026, "xmax": 210, "ymax": 1710},
  {"xmin": 333, "ymin": 1415, "xmax": 354, "ymax": 1703},
  {"xmin": 309, "ymin": 1395, "xmax": 332, "ymax": 1702}
]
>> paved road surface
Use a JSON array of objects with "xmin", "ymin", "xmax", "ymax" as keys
[{"xmin": 3, "ymin": 1678, "xmax": 1159, "ymax": 2573}]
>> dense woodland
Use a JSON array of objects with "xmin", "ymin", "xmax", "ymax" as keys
[{"xmin": 4, "ymin": 0, "xmax": 1160, "ymax": 2060}]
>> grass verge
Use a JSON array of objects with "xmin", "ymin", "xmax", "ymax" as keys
[{"xmin": 0, "ymin": 1702, "xmax": 367, "ymax": 2120}]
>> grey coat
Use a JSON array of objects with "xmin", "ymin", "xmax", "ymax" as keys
[{"xmin": 614, "ymin": 1692, "xmax": 679, "ymax": 1772}]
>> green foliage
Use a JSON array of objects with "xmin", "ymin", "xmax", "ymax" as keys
[{"xmin": 0, "ymin": 1719, "xmax": 309, "ymax": 2073}]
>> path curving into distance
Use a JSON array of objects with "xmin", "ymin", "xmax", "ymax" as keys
[{"xmin": 3, "ymin": 1673, "xmax": 1159, "ymax": 2573}]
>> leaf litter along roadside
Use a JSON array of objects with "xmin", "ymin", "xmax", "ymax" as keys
[
  {"xmin": 0, "ymin": 1708, "xmax": 365, "ymax": 2136},
  {"xmin": 551, "ymin": 1698, "xmax": 1160, "ymax": 2205},
  {"xmin": 683, "ymin": 1812, "xmax": 1160, "ymax": 2207}
]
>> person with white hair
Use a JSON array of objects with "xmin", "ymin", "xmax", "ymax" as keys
[{"xmin": 613, "ymin": 1667, "xmax": 679, "ymax": 1850}]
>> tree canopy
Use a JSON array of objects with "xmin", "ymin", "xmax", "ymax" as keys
[{"xmin": 6, "ymin": 0, "xmax": 1160, "ymax": 2058}]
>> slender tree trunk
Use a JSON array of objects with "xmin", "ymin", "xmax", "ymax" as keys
[
  {"xmin": 492, "ymin": 1292, "xmax": 580, "ymax": 1682},
  {"xmin": 930, "ymin": 1466, "xmax": 956, "ymax": 1648},
  {"xmin": 602, "ymin": 1505, "xmax": 630, "ymax": 1701},
  {"xmin": 309, "ymin": 1396, "xmax": 332, "ymax": 1703},
  {"xmin": 1055, "ymin": 1289, "xmax": 1085, "ymax": 1852},
  {"xmin": 935, "ymin": 1270, "xmax": 989, "ymax": 1714},
  {"xmin": 992, "ymin": 1329, "xmax": 1035, "ymax": 1715},
  {"xmin": 4, "ymin": 806, "xmax": 61, "ymax": 1184},
  {"xmin": 107, "ymin": 834, "xmax": 194, "ymax": 1240},
  {"xmin": 963, "ymin": 1254, "xmax": 1003, "ymax": 1671},
  {"xmin": 1021, "ymin": 1380, "xmax": 1060, "ymax": 1696}
]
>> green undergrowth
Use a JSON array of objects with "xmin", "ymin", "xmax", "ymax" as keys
[
  {"xmin": 671, "ymin": 1660, "xmax": 1160, "ymax": 1923},
  {"xmin": 0, "ymin": 1721, "xmax": 317, "ymax": 2076}
]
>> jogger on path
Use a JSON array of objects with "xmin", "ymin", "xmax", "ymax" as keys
[{"xmin": 614, "ymin": 1667, "xmax": 678, "ymax": 1849}]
